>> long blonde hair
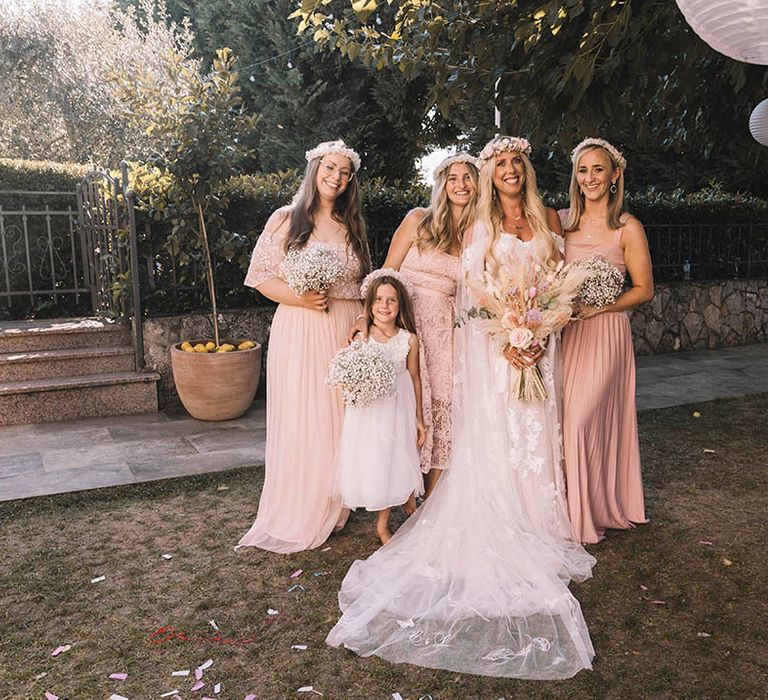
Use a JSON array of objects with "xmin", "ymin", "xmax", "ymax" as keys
[
  {"xmin": 417, "ymin": 161, "xmax": 479, "ymax": 252},
  {"xmin": 564, "ymin": 143, "xmax": 626, "ymax": 232},
  {"xmin": 284, "ymin": 156, "xmax": 371, "ymax": 276},
  {"xmin": 476, "ymin": 140, "xmax": 557, "ymax": 270}
]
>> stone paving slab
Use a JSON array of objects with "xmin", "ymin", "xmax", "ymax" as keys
[{"xmin": 0, "ymin": 343, "xmax": 765, "ymax": 502}]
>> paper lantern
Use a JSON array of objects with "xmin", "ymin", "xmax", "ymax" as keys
[
  {"xmin": 676, "ymin": 0, "xmax": 768, "ymax": 65},
  {"xmin": 749, "ymin": 99, "xmax": 768, "ymax": 146}
]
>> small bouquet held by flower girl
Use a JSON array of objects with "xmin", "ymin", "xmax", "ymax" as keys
[
  {"xmin": 281, "ymin": 245, "xmax": 345, "ymax": 310},
  {"xmin": 466, "ymin": 260, "xmax": 588, "ymax": 401},
  {"xmin": 326, "ymin": 340, "xmax": 396, "ymax": 407},
  {"xmin": 570, "ymin": 255, "xmax": 625, "ymax": 310}
]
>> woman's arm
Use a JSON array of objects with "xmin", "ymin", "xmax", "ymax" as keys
[
  {"xmin": 382, "ymin": 208, "xmax": 425, "ymax": 270},
  {"xmin": 579, "ymin": 216, "xmax": 654, "ymax": 319},
  {"xmin": 406, "ymin": 333, "xmax": 426, "ymax": 448}
]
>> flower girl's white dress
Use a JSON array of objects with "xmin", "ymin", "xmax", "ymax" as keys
[{"xmin": 334, "ymin": 329, "xmax": 424, "ymax": 510}]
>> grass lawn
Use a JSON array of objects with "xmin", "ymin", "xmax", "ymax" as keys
[{"xmin": 1, "ymin": 394, "xmax": 767, "ymax": 700}]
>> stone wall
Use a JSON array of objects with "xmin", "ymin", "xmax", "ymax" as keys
[
  {"xmin": 629, "ymin": 279, "xmax": 767, "ymax": 355},
  {"xmin": 143, "ymin": 279, "xmax": 767, "ymax": 407}
]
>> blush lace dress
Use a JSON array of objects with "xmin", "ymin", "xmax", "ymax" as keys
[{"xmin": 236, "ymin": 210, "xmax": 364, "ymax": 553}]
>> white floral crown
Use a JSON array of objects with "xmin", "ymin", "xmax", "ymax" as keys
[
  {"xmin": 433, "ymin": 152, "xmax": 481, "ymax": 179},
  {"xmin": 571, "ymin": 137, "xmax": 627, "ymax": 171},
  {"xmin": 478, "ymin": 136, "xmax": 532, "ymax": 165},
  {"xmin": 360, "ymin": 268, "xmax": 414, "ymax": 300},
  {"xmin": 305, "ymin": 140, "xmax": 361, "ymax": 172}
]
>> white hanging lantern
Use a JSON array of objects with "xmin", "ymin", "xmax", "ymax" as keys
[
  {"xmin": 749, "ymin": 99, "xmax": 768, "ymax": 146},
  {"xmin": 676, "ymin": 1, "xmax": 768, "ymax": 65}
]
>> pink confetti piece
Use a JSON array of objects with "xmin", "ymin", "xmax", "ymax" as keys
[
  {"xmin": 191, "ymin": 681, "xmax": 205, "ymax": 691},
  {"xmin": 51, "ymin": 644, "xmax": 71, "ymax": 657},
  {"xmin": 199, "ymin": 659, "xmax": 214, "ymax": 670},
  {"xmin": 639, "ymin": 585, "xmax": 648, "ymax": 591},
  {"xmin": 699, "ymin": 540, "xmax": 714, "ymax": 546},
  {"xmin": 290, "ymin": 569, "xmax": 303, "ymax": 578},
  {"xmin": 171, "ymin": 670, "xmax": 189, "ymax": 677},
  {"xmin": 109, "ymin": 673, "xmax": 128, "ymax": 680},
  {"xmin": 202, "ymin": 697, "xmax": 216, "ymax": 700},
  {"xmin": 45, "ymin": 693, "xmax": 58, "ymax": 700},
  {"xmin": 267, "ymin": 608, "xmax": 279, "ymax": 616},
  {"xmin": 195, "ymin": 668, "xmax": 204, "ymax": 680},
  {"xmin": 91, "ymin": 575, "xmax": 106, "ymax": 583},
  {"xmin": 650, "ymin": 600, "xmax": 667, "ymax": 605},
  {"xmin": 244, "ymin": 695, "xmax": 257, "ymax": 700},
  {"xmin": 392, "ymin": 694, "xmax": 404, "ymax": 700},
  {"xmin": 214, "ymin": 683, "xmax": 221, "ymax": 693}
]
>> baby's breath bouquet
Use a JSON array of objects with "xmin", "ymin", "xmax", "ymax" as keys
[
  {"xmin": 571, "ymin": 255, "xmax": 625, "ymax": 309},
  {"xmin": 326, "ymin": 340, "xmax": 396, "ymax": 407},
  {"xmin": 281, "ymin": 245, "xmax": 345, "ymax": 308}
]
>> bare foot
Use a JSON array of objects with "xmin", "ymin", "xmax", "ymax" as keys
[
  {"xmin": 402, "ymin": 493, "xmax": 417, "ymax": 516},
  {"xmin": 376, "ymin": 522, "xmax": 392, "ymax": 545}
]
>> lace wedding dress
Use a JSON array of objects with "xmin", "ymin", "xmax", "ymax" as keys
[{"xmin": 326, "ymin": 224, "xmax": 596, "ymax": 679}]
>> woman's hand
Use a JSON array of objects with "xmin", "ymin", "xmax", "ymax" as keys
[
  {"xmin": 297, "ymin": 290, "xmax": 328, "ymax": 311},
  {"xmin": 416, "ymin": 420, "xmax": 426, "ymax": 448},
  {"xmin": 346, "ymin": 315, "xmax": 368, "ymax": 343},
  {"xmin": 503, "ymin": 344, "xmax": 544, "ymax": 369},
  {"xmin": 575, "ymin": 303, "xmax": 601, "ymax": 320}
]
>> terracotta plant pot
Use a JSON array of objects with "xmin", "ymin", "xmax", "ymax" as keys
[{"xmin": 170, "ymin": 340, "xmax": 262, "ymax": 421}]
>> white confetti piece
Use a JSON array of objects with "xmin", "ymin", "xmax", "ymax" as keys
[
  {"xmin": 91, "ymin": 575, "xmax": 106, "ymax": 584},
  {"xmin": 109, "ymin": 672, "xmax": 128, "ymax": 680},
  {"xmin": 160, "ymin": 692, "xmax": 180, "ymax": 698},
  {"xmin": 162, "ymin": 554, "xmax": 173, "ymax": 560},
  {"xmin": 697, "ymin": 632, "xmax": 711, "ymax": 638},
  {"xmin": 209, "ymin": 619, "xmax": 220, "ymax": 631},
  {"xmin": 45, "ymin": 693, "xmax": 59, "ymax": 700},
  {"xmin": 110, "ymin": 695, "xmax": 129, "ymax": 700},
  {"xmin": 199, "ymin": 659, "xmax": 214, "ymax": 670},
  {"xmin": 288, "ymin": 584, "xmax": 305, "ymax": 593},
  {"xmin": 51, "ymin": 644, "xmax": 71, "ymax": 657},
  {"xmin": 171, "ymin": 670, "xmax": 189, "ymax": 677},
  {"xmin": 217, "ymin": 485, "xmax": 229, "ymax": 491},
  {"xmin": 392, "ymin": 693, "xmax": 403, "ymax": 700},
  {"xmin": 244, "ymin": 695, "xmax": 257, "ymax": 700},
  {"xmin": 723, "ymin": 558, "xmax": 733, "ymax": 566},
  {"xmin": 290, "ymin": 569, "xmax": 303, "ymax": 578},
  {"xmin": 699, "ymin": 540, "xmax": 714, "ymax": 546},
  {"xmin": 35, "ymin": 672, "xmax": 47, "ymax": 680},
  {"xmin": 321, "ymin": 547, "xmax": 331, "ymax": 552},
  {"xmin": 639, "ymin": 585, "xmax": 648, "ymax": 591},
  {"xmin": 703, "ymin": 448, "xmax": 716, "ymax": 454},
  {"xmin": 650, "ymin": 600, "xmax": 667, "ymax": 605},
  {"xmin": 191, "ymin": 681, "xmax": 205, "ymax": 692},
  {"xmin": 214, "ymin": 683, "xmax": 221, "ymax": 693},
  {"xmin": 297, "ymin": 687, "xmax": 323, "ymax": 696},
  {"xmin": 267, "ymin": 608, "xmax": 279, "ymax": 616},
  {"xmin": 291, "ymin": 644, "xmax": 308, "ymax": 651},
  {"xmin": 396, "ymin": 618, "xmax": 414, "ymax": 628}
]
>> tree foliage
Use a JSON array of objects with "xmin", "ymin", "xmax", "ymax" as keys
[
  {"xmin": 0, "ymin": 0, "xmax": 198, "ymax": 164},
  {"xmin": 292, "ymin": 0, "xmax": 768, "ymax": 194}
]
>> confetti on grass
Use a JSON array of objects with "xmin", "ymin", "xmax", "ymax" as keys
[
  {"xmin": 703, "ymin": 449, "xmax": 716, "ymax": 454},
  {"xmin": 160, "ymin": 691, "xmax": 180, "ymax": 698},
  {"xmin": 44, "ymin": 693, "xmax": 58, "ymax": 700},
  {"xmin": 192, "ymin": 681, "xmax": 205, "ymax": 691},
  {"xmin": 267, "ymin": 609, "xmax": 279, "ymax": 616},
  {"xmin": 109, "ymin": 695, "xmax": 129, "ymax": 700},
  {"xmin": 91, "ymin": 575, "xmax": 106, "ymax": 583},
  {"xmin": 699, "ymin": 540, "xmax": 714, "ymax": 546},
  {"xmin": 162, "ymin": 554, "xmax": 173, "ymax": 560},
  {"xmin": 171, "ymin": 670, "xmax": 189, "ymax": 677},
  {"xmin": 288, "ymin": 584, "xmax": 305, "ymax": 593},
  {"xmin": 51, "ymin": 645, "xmax": 71, "ymax": 656},
  {"xmin": 209, "ymin": 620, "xmax": 220, "ymax": 631},
  {"xmin": 290, "ymin": 570, "xmax": 303, "ymax": 578},
  {"xmin": 392, "ymin": 694, "xmax": 403, "ymax": 700},
  {"xmin": 298, "ymin": 687, "xmax": 323, "ymax": 696},
  {"xmin": 698, "ymin": 632, "xmax": 712, "ymax": 638},
  {"xmin": 199, "ymin": 659, "xmax": 214, "ymax": 670},
  {"xmin": 291, "ymin": 645, "xmax": 308, "ymax": 651},
  {"xmin": 109, "ymin": 672, "xmax": 128, "ymax": 680}
]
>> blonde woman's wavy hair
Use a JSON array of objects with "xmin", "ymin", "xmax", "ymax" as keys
[
  {"xmin": 416, "ymin": 161, "xmax": 479, "ymax": 252},
  {"xmin": 476, "ymin": 138, "xmax": 557, "ymax": 271},
  {"xmin": 564, "ymin": 143, "xmax": 626, "ymax": 232}
]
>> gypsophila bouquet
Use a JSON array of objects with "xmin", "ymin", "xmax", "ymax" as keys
[
  {"xmin": 570, "ymin": 255, "xmax": 624, "ymax": 309},
  {"xmin": 326, "ymin": 340, "xmax": 396, "ymax": 407},
  {"xmin": 466, "ymin": 259, "xmax": 588, "ymax": 401},
  {"xmin": 281, "ymin": 245, "xmax": 345, "ymax": 298}
]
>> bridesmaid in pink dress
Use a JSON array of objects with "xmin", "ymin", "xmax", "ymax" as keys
[
  {"xmin": 237, "ymin": 140, "xmax": 371, "ymax": 553},
  {"xmin": 560, "ymin": 138, "xmax": 654, "ymax": 544},
  {"xmin": 351, "ymin": 154, "xmax": 479, "ymax": 498}
]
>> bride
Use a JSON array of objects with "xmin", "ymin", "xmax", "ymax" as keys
[{"xmin": 326, "ymin": 136, "xmax": 596, "ymax": 679}]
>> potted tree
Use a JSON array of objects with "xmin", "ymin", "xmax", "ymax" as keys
[{"xmin": 119, "ymin": 48, "xmax": 262, "ymax": 420}]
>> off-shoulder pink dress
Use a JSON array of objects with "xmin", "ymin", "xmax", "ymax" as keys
[
  {"xmin": 400, "ymin": 245, "xmax": 460, "ymax": 473},
  {"xmin": 237, "ymin": 214, "xmax": 363, "ymax": 553},
  {"xmin": 562, "ymin": 226, "xmax": 647, "ymax": 544}
]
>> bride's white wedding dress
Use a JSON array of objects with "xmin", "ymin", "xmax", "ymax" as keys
[{"xmin": 326, "ymin": 225, "xmax": 596, "ymax": 679}]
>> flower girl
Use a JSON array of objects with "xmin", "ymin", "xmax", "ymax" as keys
[{"xmin": 333, "ymin": 270, "xmax": 426, "ymax": 544}]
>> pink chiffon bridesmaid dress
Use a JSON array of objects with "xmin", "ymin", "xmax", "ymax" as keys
[
  {"xmin": 400, "ymin": 244, "xmax": 460, "ymax": 474},
  {"xmin": 237, "ymin": 211, "xmax": 363, "ymax": 553},
  {"xmin": 562, "ymin": 226, "xmax": 647, "ymax": 544}
]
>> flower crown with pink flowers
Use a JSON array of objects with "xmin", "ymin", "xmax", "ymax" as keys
[
  {"xmin": 360, "ymin": 268, "xmax": 414, "ymax": 300},
  {"xmin": 305, "ymin": 140, "xmax": 361, "ymax": 172},
  {"xmin": 433, "ymin": 152, "xmax": 481, "ymax": 180},
  {"xmin": 478, "ymin": 136, "xmax": 533, "ymax": 166},
  {"xmin": 571, "ymin": 137, "xmax": 627, "ymax": 171}
]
